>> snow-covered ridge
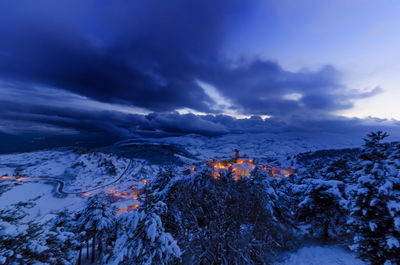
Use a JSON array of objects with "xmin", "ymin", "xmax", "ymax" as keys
[{"xmin": 117, "ymin": 132, "xmax": 363, "ymax": 162}]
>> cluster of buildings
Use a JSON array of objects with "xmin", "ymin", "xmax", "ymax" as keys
[{"xmin": 183, "ymin": 149, "xmax": 296, "ymax": 180}]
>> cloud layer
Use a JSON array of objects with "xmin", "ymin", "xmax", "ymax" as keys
[
  {"xmin": 0, "ymin": 0, "xmax": 394, "ymax": 147},
  {"xmin": 0, "ymin": 84, "xmax": 398, "ymax": 142},
  {"xmin": 0, "ymin": 0, "xmax": 240, "ymax": 112}
]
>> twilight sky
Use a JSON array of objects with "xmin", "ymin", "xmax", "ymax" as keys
[{"xmin": 1, "ymin": 0, "xmax": 400, "ymax": 144}]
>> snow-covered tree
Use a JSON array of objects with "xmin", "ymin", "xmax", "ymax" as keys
[
  {"xmin": 296, "ymin": 176, "xmax": 348, "ymax": 241},
  {"xmin": 43, "ymin": 209, "xmax": 84, "ymax": 265},
  {"xmin": 0, "ymin": 203, "xmax": 86, "ymax": 265},
  {"xmin": 41, "ymin": 226, "xmax": 79, "ymax": 264},
  {"xmin": 77, "ymin": 193, "xmax": 116, "ymax": 263},
  {"xmin": 292, "ymin": 152, "xmax": 351, "ymax": 241},
  {"xmin": 110, "ymin": 201, "xmax": 181, "ymax": 265},
  {"xmin": 250, "ymin": 169, "xmax": 298, "ymax": 259},
  {"xmin": 154, "ymin": 167, "xmax": 296, "ymax": 264},
  {"xmin": 349, "ymin": 132, "xmax": 400, "ymax": 264},
  {"xmin": 0, "ymin": 201, "xmax": 61, "ymax": 264},
  {"xmin": 0, "ymin": 200, "xmax": 47, "ymax": 264},
  {"xmin": 0, "ymin": 203, "xmax": 30, "ymax": 264}
]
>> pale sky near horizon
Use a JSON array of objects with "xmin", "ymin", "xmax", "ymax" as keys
[{"xmin": 225, "ymin": 0, "xmax": 400, "ymax": 120}]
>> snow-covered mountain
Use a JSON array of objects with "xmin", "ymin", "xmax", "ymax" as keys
[
  {"xmin": 114, "ymin": 131, "xmax": 364, "ymax": 162},
  {"xmin": 1, "ymin": 132, "xmax": 383, "ymax": 265},
  {"xmin": 0, "ymin": 132, "xmax": 364, "ymax": 218}
]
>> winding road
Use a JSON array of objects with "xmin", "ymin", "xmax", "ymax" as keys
[{"xmin": 1, "ymin": 159, "xmax": 133, "ymax": 195}]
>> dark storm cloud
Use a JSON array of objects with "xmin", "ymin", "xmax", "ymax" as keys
[
  {"xmin": 0, "ymin": 85, "xmax": 228, "ymax": 137},
  {"xmin": 0, "ymin": 0, "xmax": 243, "ymax": 112},
  {"xmin": 202, "ymin": 61, "xmax": 383, "ymax": 116},
  {"xmin": 0, "ymin": 0, "xmax": 391, "ymax": 145},
  {"xmin": 200, "ymin": 114, "xmax": 400, "ymax": 138},
  {"xmin": 2, "ymin": 97, "xmax": 400, "ymax": 141},
  {"xmin": 0, "ymin": 0, "xmax": 380, "ymax": 118},
  {"xmin": 1, "ymin": 84, "xmax": 399, "ymax": 149}
]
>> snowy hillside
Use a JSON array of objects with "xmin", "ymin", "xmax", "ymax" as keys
[
  {"xmin": 0, "ymin": 148, "xmax": 159, "ymax": 221},
  {"xmin": 2, "ymin": 132, "xmax": 397, "ymax": 264},
  {"xmin": 115, "ymin": 132, "xmax": 364, "ymax": 165},
  {"xmin": 0, "ymin": 149, "xmax": 129, "ymax": 180},
  {"xmin": 0, "ymin": 132, "xmax": 365, "ymax": 219}
]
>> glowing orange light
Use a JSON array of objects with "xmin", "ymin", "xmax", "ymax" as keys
[
  {"xmin": 182, "ymin": 154, "xmax": 296, "ymax": 180},
  {"xmin": 213, "ymin": 162, "xmax": 227, "ymax": 169},
  {"xmin": 117, "ymin": 208, "xmax": 128, "ymax": 214},
  {"xmin": 116, "ymin": 204, "xmax": 140, "ymax": 214},
  {"xmin": 108, "ymin": 188, "xmax": 117, "ymax": 193},
  {"xmin": 108, "ymin": 187, "xmax": 132, "ymax": 199},
  {"xmin": 131, "ymin": 187, "xmax": 139, "ymax": 200},
  {"xmin": 142, "ymin": 179, "xmax": 148, "ymax": 185},
  {"xmin": 0, "ymin": 176, "xmax": 15, "ymax": 180},
  {"xmin": 212, "ymin": 171, "xmax": 220, "ymax": 179},
  {"xmin": 128, "ymin": 203, "xmax": 140, "ymax": 210},
  {"xmin": 81, "ymin": 192, "xmax": 92, "ymax": 197}
]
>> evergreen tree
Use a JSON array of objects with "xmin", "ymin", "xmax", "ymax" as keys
[
  {"xmin": 41, "ymin": 226, "xmax": 79, "ymax": 264},
  {"xmin": 158, "ymin": 167, "xmax": 295, "ymax": 264},
  {"xmin": 111, "ymin": 201, "xmax": 181, "ymax": 265},
  {"xmin": 0, "ymin": 202, "xmax": 45, "ymax": 264},
  {"xmin": 0, "ymin": 203, "xmax": 30, "ymax": 264},
  {"xmin": 296, "ymin": 176, "xmax": 348, "ymax": 241},
  {"xmin": 77, "ymin": 193, "xmax": 116, "ymax": 263},
  {"xmin": 44, "ymin": 209, "xmax": 84, "ymax": 265},
  {"xmin": 349, "ymin": 132, "xmax": 400, "ymax": 264}
]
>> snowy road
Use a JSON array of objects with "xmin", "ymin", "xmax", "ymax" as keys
[
  {"xmin": 0, "ymin": 159, "xmax": 133, "ymax": 195},
  {"xmin": 274, "ymin": 246, "xmax": 365, "ymax": 265}
]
